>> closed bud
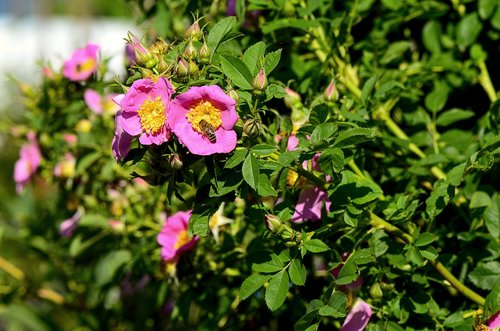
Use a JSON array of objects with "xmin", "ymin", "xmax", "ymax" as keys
[
  {"xmin": 185, "ymin": 20, "xmax": 202, "ymax": 41},
  {"xmin": 176, "ymin": 58, "xmax": 190, "ymax": 76},
  {"xmin": 370, "ymin": 283, "xmax": 384, "ymax": 300},
  {"xmin": 125, "ymin": 32, "xmax": 151, "ymax": 65},
  {"xmin": 168, "ymin": 154, "xmax": 183, "ymax": 170},
  {"xmin": 284, "ymin": 87, "xmax": 301, "ymax": 109},
  {"xmin": 183, "ymin": 41, "xmax": 198, "ymax": 60},
  {"xmin": 252, "ymin": 67, "xmax": 268, "ymax": 91},
  {"xmin": 189, "ymin": 61, "xmax": 199, "ymax": 74},
  {"xmin": 199, "ymin": 41, "xmax": 211, "ymax": 63},
  {"xmin": 265, "ymin": 215, "xmax": 282, "ymax": 233},
  {"xmin": 243, "ymin": 118, "xmax": 262, "ymax": 137},
  {"xmin": 228, "ymin": 89, "xmax": 239, "ymax": 102},
  {"xmin": 145, "ymin": 56, "xmax": 159, "ymax": 69},
  {"xmin": 324, "ymin": 79, "xmax": 339, "ymax": 102}
]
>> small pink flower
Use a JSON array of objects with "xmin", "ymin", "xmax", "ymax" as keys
[
  {"xmin": 115, "ymin": 77, "xmax": 174, "ymax": 146},
  {"xmin": 59, "ymin": 210, "xmax": 82, "ymax": 238},
  {"xmin": 170, "ymin": 85, "xmax": 238, "ymax": 155},
  {"xmin": 84, "ymin": 89, "xmax": 120, "ymax": 115},
  {"xmin": 14, "ymin": 132, "xmax": 42, "ymax": 193},
  {"xmin": 157, "ymin": 211, "xmax": 198, "ymax": 262},
  {"xmin": 63, "ymin": 43, "xmax": 100, "ymax": 81},
  {"xmin": 340, "ymin": 299, "xmax": 372, "ymax": 331}
]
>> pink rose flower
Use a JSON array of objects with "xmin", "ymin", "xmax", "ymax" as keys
[
  {"xmin": 14, "ymin": 132, "xmax": 42, "ymax": 193},
  {"xmin": 84, "ymin": 89, "xmax": 120, "ymax": 115},
  {"xmin": 157, "ymin": 211, "xmax": 198, "ymax": 262},
  {"xmin": 170, "ymin": 85, "xmax": 238, "ymax": 155},
  {"xmin": 489, "ymin": 311, "xmax": 500, "ymax": 330},
  {"xmin": 63, "ymin": 43, "xmax": 100, "ymax": 81},
  {"xmin": 340, "ymin": 299, "xmax": 372, "ymax": 331},
  {"xmin": 112, "ymin": 110, "xmax": 133, "ymax": 161},
  {"xmin": 59, "ymin": 210, "xmax": 82, "ymax": 238},
  {"xmin": 115, "ymin": 77, "xmax": 174, "ymax": 146}
]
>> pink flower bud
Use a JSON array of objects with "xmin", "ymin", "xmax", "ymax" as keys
[
  {"xmin": 324, "ymin": 79, "xmax": 339, "ymax": 102},
  {"xmin": 185, "ymin": 20, "xmax": 202, "ymax": 41},
  {"xmin": 252, "ymin": 67, "xmax": 268, "ymax": 91},
  {"xmin": 176, "ymin": 58, "xmax": 190, "ymax": 76},
  {"xmin": 284, "ymin": 87, "xmax": 301, "ymax": 109}
]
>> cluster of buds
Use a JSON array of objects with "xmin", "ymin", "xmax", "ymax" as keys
[
  {"xmin": 174, "ymin": 19, "xmax": 213, "ymax": 78},
  {"xmin": 265, "ymin": 214, "xmax": 302, "ymax": 246}
]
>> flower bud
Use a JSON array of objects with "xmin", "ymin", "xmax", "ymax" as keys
[
  {"xmin": 199, "ymin": 41, "xmax": 211, "ymax": 63},
  {"xmin": 175, "ymin": 58, "xmax": 190, "ymax": 76},
  {"xmin": 185, "ymin": 20, "xmax": 202, "ymax": 41},
  {"xmin": 252, "ymin": 67, "xmax": 268, "ymax": 91},
  {"xmin": 243, "ymin": 118, "xmax": 261, "ymax": 137},
  {"xmin": 369, "ymin": 283, "xmax": 384, "ymax": 300},
  {"xmin": 181, "ymin": 41, "xmax": 196, "ymax": 60},
  {"xmin": 76, "ymin": 119, "xmax": 92, "ymax": 133},
  {"xmin": 284, "ymin": 87, "xmax": 301, "ymax": 109},
  {"xmin": 168, "ymin": 154, "xmax": 183, "ymax": 170},
  {"xmin": 265, "ymin": 215, "xmax": 282, "ymax": 233},
  {"xmin": 228, "ymin": 89, "xmax": 239, "ymax": 102},
  {"xmin": 125, "ymin": 32, "xmax": 151, "ymax": 65},
  {"xmin": 189, "ymin": 61, "xmax": 199, "ymax": 74},
  {"xmin": 324, "ymin": 79, "xmax": 339, "ymax": 102},
  {"xmin": 145, "ymin": 56, "xmax": 159, "ymax": 69}
]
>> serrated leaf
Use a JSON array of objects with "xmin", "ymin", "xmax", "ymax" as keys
[
  {"xmin": 361, "ymin": 75, "xmax": 378, "ymax": 104},
  {"xmin": 447, "ymin": 162, "xmax": 466, "ymax": 186},
  {"xmin": 188, "ymin": 206, "xmax": 214, "ymax": 237},
  {"xmin": 468, "ymin": 261, "xmax": 500, "ymax": 290},
  {"xmin": 224, "ymin": 149, "xmax": 248, "ymax": 169},
  {"xmin": 258, "ymin": 173, "xmax": 277, "ymax": 197},
  {"xmin": 288, "ymin": 259, "xmax": 307, "ymax": 286},
  {"xmin": 220, "ymin": 55, "xmax": 253, "ymax": 90},
  {"xmin": 303, "ymin": 239, "xmax": 330, "ymax": 253},
  {"xmin": 415, "ymin": 232, "xmax": 438, "ymax": 247},
  {"xmin": 436, "ymin": 108, "xmax": 475, "ymax": 126},
  {"xmin": 318, "ymin": 148, "xmax": 345, "ymax": 175},
  {"xmin": 264, "ymin": 49, "xmax": 282, "ymax": 75},
  {"xmin": 318, "ymin": 305, "xmax": 345, "ymax": 318},
  {"xmin": 240, "ymin": 274, "xmax": 271, "ymax": 300},
  {"xmin": 425, "ymin": 179, "xmax": 455, "ymax": 219},
  {"xmin": 243, "ymin": 41, "xmax": 266, "ymax": 76},
  {"xmin": 207, "ymin": 16, "xmax": 238, "ymax": 54},
  {"xmin": 484, "ymin": 195, "xmax": 500, "ymax": 238},
  {"xmin": 333, "ymin": 127, "xmax": 379, "ymax": 148},
  {"xmin": 251, "ymin": 144, "xmax": 276, "ymax": 156},
  {"xmin": 242, "ymin": 153, "xmax": 259, "ymax": 190},
  {"xmin": 311, "ymin": 123, "xmax": 338, "ymax": 145},
  {"xmin": 265, "ymin": 270, "xmax": 289, "ymax": 311},
  {"xmin": 95, "ymin": 250, "xmax": 131, "ymax": 286}
]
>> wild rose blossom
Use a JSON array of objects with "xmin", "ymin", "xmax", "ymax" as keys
[
  {"xmin": 115, "ymin": 77, "xmax": 174, "ymax": 146},
  {"xmin": 287, "ymin": 134, "xmax": 332, "ymax": 222},
  {"xmin": 157, "ymin": 211, "xmax": 198, "ymax": 261},
  {"xmin": 340, "ymin": 299, "xmax": 372, "ymax": 331},
  {"xmin": 170, "ymin": 85, "xmax": 238, "ymax": 155},
  {"xmin": 84, "ymin": 89, "xmax": 120, "ymax": 115},
  {"xmin": 63, "ymin": 43, "xmax": 100, "ymax": 81},
  {"xmin": 14, "ymin": 132, "xmax": 42, "ymax": 193},
  {"xmin": 489, "ymin": 311, "xmax": 500, "ymax": 330}
]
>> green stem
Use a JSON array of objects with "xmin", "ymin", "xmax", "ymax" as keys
[{"xmin": 478, "ymin": 60, "xmax": 498, "ymax": 103}]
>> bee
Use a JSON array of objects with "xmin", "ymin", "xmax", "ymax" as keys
[{"xmin": 198, "ymin": 119, "xmax": 216, "ymax": 143}]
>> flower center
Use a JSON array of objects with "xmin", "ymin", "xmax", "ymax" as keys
[
  {"xmin": 187, "ymin": 101, "xmax": 222, "ymax": 134},
  {"xmin": 174, "ymin": 230, "xmax": 191, "ymax": 250},
  {"xmin": 137, "ymin": 96, "xmax": 166, "ymax": 134},
  {"xmin": 77, "ymin": 58, "xmax": 96, "ymax": 73}
]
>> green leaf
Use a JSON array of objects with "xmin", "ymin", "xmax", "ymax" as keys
[
  {"xmin": 479, "ymin": 0, "xmax": 498, "ymax": 19},
  {"xmin": 264, "ymin": 49, "xmax": 282, "ymax": 75},
  {"xmin": 422, "ymin": 20, "xmax": 442, "ymax": 53},
  {"xmin": 456, "ymin": 13, "xmax": 483, "ymax": 49},
  {"xmin": 425, "ymin": 83, "xmax": 449, "ymax": 113},
  {"xmin": 415, "ymin": 232, "xmax": 438, "ymax": 247},
  {"xmin": 79, "ymin": 214, "xmax": 108, "ymax": 228},
  {"xmin": 470, "ymin": 191, "xmax": 492, "ymax": 209},
  {"xmin": 318, "ymin": 305, "xmax": 345, "ymax": 318},
  {"xmin": 76, "ymin": 151, "xmax": 102, "ymax": 175},
  {"xmin": 262, "ymin": 18, "xmax": 321, "ymax": 34},
  {"xmin": 468, "ymin": 261, "xmax": 500, "ymax": 290},
  {"xmin": 350, "ymin": 248, "xmax": 375, "ymax": 265},
  {"xmin": 278, "ymin": 150, "xmax": 299, "ymax": 167},
  {"xmin": 0, "ymin": 304, "xmax": 51, "ymax": 331},
  {"xmin": 188, "ymin": 205, "xmax": 214, "ymax": 237},
  {"xmin": 252, "ymin": 261, "xmax": 283, "ymax": 273},
  {"xmin": 492, "ymin": 4, "xmax": 500, "ymax": 30},
  {"xmin": 251, "ymin": 144, "xmax": 276, "ymax": 156},
  {"xmin": 303, "ymin": 239, "xmax": 330, "ymax": 253},
  {"xmin": 447, "ymin": 162, "xmax": 466, "ymax": 186},
  {"xmin": 243, "ymin": 41, "xmax": 266, "ymax": 76},
  {"xmin": 336, "ymin": 259, "xmax": 358, "ymax": 285},
  {"xmin": 265, "ymin": 270, "xmax": 289, "ymax": 311},
  {"xmin": 425, "ymin": 179, "xmax": 455, "ymax": 219},
  {"xmin": 225, "ymin": 149, "xmax": 248, "ymax": 169},
  {"xmin": 95, "ymin": 250, "xmax": 131, "ymax": 286},
  {"xmin": 289, "ymin": 259, "xmax": 307, "ymax": 286},
  {"xmin": 258, "ymin": 173, "xmax": 277, "ymax": 197},
  {"xmin": 436, "ymin": 108, "xmax": 475, "ymax": 126},
  {"xmin": 242, "ymin": 153, "xmax": 259, "ymax": 190},
  {"xmin": 318, "ymin": 148, "xmax": 345, "ymax": 175},
  {"xmin": 361, "ymin": 75, "xmax": 378, "ymax": 105},
  {"xmin": 311, "ymin": 123, "xmax": 338, "ymax": 145},
  {"xmin": 207, "ymin": 16, "xmax": 238, "ymax": 54},
  {"xmin": 220, "ymin": 55, "xmax": 253, "ymax": 90},
  {"xmin": 484, "ymin": 195, "xmax": 500, "ymax": 238},
  {"xmin": 333, "ymin": 127, "xmax": 379, "ymax": 148},
  {"xmin": 240, "ymin": 274, "xmax": 271, "ymax": 300}
]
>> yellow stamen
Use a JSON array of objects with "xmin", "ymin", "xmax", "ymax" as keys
[
  {"xmin": 287, "ymin": 170, "xmax": 299, "ymax": 186},
  {"xmin": 137, "ymin": 96, "xmax": 165, "ymax": 134},
  {"xmin": 174, "ymin": 230, "xmax": 191, "ymax": 249},
  {"xmin": 187, "ymin": 101, "xmax": 222, "ymax": 133},
  {"xmin": 77, "ymin": 58, "xmax": 96, "ymax": 73}
]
